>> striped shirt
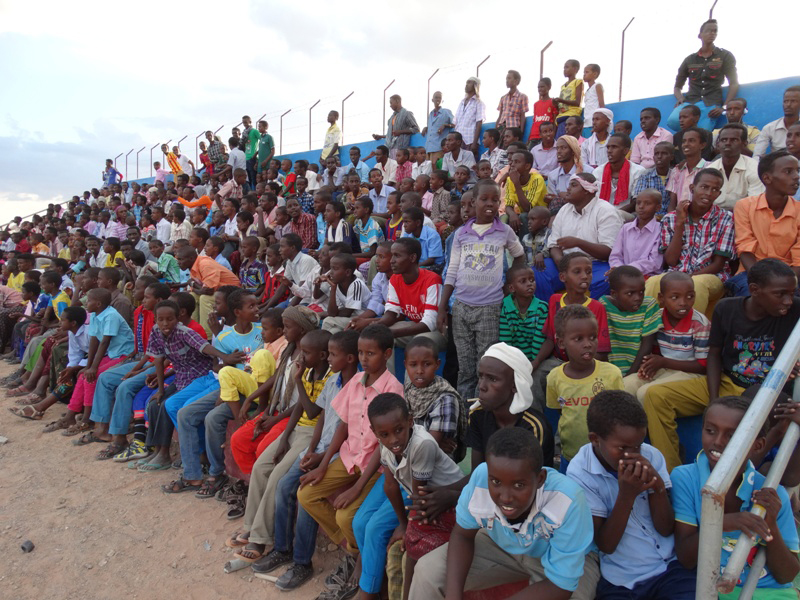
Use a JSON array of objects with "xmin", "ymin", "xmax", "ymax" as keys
[
  {"xmin": 334, "ymin": 277, "xmax": 370, "ymax": 315},
  {"xmin": 656, "ymin": 309, "xmax": 711, "ymax": 365},
  {"xmin": 600, "ymin": 296, "xmax": 662, "ymax": 373},
  {"xmin": 499, "ymin": 294, "xmax": 548, "ymax": 361},
  {"xmin": 352, "ymin": 217, "xmax": 385, "ymax": 253}
]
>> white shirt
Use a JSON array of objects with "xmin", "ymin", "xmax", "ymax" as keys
[
  {"xmin": 411, "ymin": 161, "xmax": 432, "ymax": 179},
  {"xmin": 754, "ymin": 118, "xmax": 791, "ymax": 157},
  {"xmin": 580, "ymin": 135, "xmax": 609, "ymax": 173},
  {"xmin": 154, "ymin": 218, "xmax": 171, "ymax": 245},
  {"xmin": 67, "ymin": 324, "xmax": 89, "ymax": 368},
  {"xmin": 305, "ymin": 171, "xmax": 321, "ymax": 191},
  {"xmin": 177, "ymin": 154, "xmax": 193, "ymax": 174},
  {"xmin": 227, "ymin": 148, "xmax": 246, "ymax": 173},
  {"xmin": 285, "ymin": 252, "xmax": 322, "ymax": 297},
  {"xmin": 708, "ymin": 154, "xmax": 765, "ymax": 211},
  {"xmin": 591, "ymin": 161, "xmax": 647, "ymax": 205},
  {"xmin": 224, "ymin": 217, "xmax": 238, "ymax": 238},
  {"xmin": 376, "ymin": 158, "xmax": 398, "ymax": 185},
  {"xmin": 548, "ymin": 196, "xmax": 623, "ymax": 257},
  {"xmin": 442, "ymin": 150, "xmax": 477, "ymax": 182},
  {"xmin": 334, "ymin": 277, "xmax": 370, "ymax": 315},
  {"xmin": 88, "ymin": 250, "xmax": 108, "ymax": 268}
]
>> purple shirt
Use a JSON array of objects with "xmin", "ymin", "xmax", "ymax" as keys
[
  {"xmin": 608, "ymin": 218, "xmax": 663, "ymax": 276},
  {"xmin": 146, "ymin": 323, "xmax": 213, "ymax": 390}
]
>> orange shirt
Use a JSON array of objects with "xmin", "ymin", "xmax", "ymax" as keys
[
  {"xmin": 190, "ymin": 255, "xmax": 240, "ymax": 289},
  {"xmin": 733, "ymin": 194, "xmax": 800, "ymax": 271},
  {"xmin": 178, "ymin": 195, "xmax": 213, "ymax": 210}
]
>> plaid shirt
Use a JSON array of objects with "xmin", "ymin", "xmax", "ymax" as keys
[
  {"xmin": 454, "ymin": 96, "xmax": 486, "ymax": 145},
  {"xmin": 146, "ymin": 323, "xmax": 213, "ymax": 390},
  {"xmin": 634, "ymin": 167, "xmax": 672, "ymax": 217},
  {"xmin": 297, "ymin": 192, "xmax": 314, "ymax": 214},
  {"xmin": 497, "ymin": 90, "xmax": 529, "ymax": 128},
  {"xmin": 660, "ymin": 204, "xmax": 735, "ymax": 282},
  {"xmin": 208, "ymin": 140, "xmax": 225, "ymax": 165},
  {"xmin": 480, "ymin": 147, "xmax": 508, "ymax": 178},
  {"xmin": 287, "ymin": 212, "xmax": 317, "ymax": 249}
]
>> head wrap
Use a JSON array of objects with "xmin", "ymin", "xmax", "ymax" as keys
[
  {"xmin": 584, "ymin": 108, "xmax": 615, "ymax": 169},
  {"xmin": 471, "ymin": 343, "xmax": 533, "ymax": 415},
  {"xmin": 282, "ymin": 306, "xmax": 319, "ymax": 333},
  {"xmin": 559, "ymin": 135, "xmax": 584, "ymax": 174},
  {"xmin": 569, "ymin": 174, "xmax": 599, "ymax": 195},
  {"xmin": 595, "ymin": 108, "xmax": 614, "ymax": 130},
  {"xmin": 115, "ymin": 205, "xmax": 127, "ymax": 215},
  {"xmin": 466, "ymin": 76, "xmax": 481, "ymax": 99}
]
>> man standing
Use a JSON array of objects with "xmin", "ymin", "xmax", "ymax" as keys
[
  {"xmin": 422, "ymin": 91, "xmax": 453, "ymax": 169},
  {"xmin": 205, "ymin": 131, "xmax": 225, "ymax": 176},
  {"xmin": 496, "ymin": 70, "xmax": 529, "ymax": 139},
  {"xmin": 243, "ymin": 115, "xmax": 260, "ymax": 187},
  {"xmin": 174, "ymin": 146, "xmax": 195, "ymax": 178},
  {"xmin": 373, "ymin": 95, "xmax": 419, "ymax": 159},
  {"xmin": 320, "ymin": 111, "xmax": 341, "ymax": 165},
  {"xmin": 102, "ymin": 159, "xmax": 122, "ymax": 187},
  {"xmin": 454, "ymin": 77, "xmax": 485, "ymax": 157},
  {"xmin": 161, "ymin": 144, "xmax": 182, "ymax": 178},
  {"xmin": 754, "ymin": 86, "xmax": 800, "ymax": 157},
  {"xmin": 708, "ymin": 123, "xmax": 764, "ymax": 211},
  {"xmin": 256, "ymin": 120, "xmax": 275, "ymax": 176},
  {"xmin": 631, "ymin": 108, "xmax": 673, "ymax": 169}
]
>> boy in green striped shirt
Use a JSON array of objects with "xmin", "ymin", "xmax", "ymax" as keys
[
  {"xmin": 499, "ymin": 264, "xmax": 548, "ymax": 366},
  {"xmin": 600, "ymin": 266, "xmax": 661, "ymax": 375}
]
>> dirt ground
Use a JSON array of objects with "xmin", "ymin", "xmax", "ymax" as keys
[{"xmin": 0, "ymin": 362, "xmax": 339, "ymax": 600}]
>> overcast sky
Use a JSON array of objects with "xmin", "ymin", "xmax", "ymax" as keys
[{"xmin": 0, "ymin": 0, "xmax": 795, "ymax": 224}]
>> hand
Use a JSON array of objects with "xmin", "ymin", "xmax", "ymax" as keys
[
  {"xmin": 638, "ymin": 354, "xmax": 666, "ymax": 380},
  {"xmin": 223, "ymin": 350, "xmax": 246, "ymax": 366},
  {"xmin": 437, "ymin": 126, "xmax": 444, "ymax": 135},
  {"xmin": 753, "ymin": 488, "xmax": 782, "ymax": 529},
  {"xmin": 507, "ymin": 210, "xmax": 520, "ymax": 233},
  {"xmin": 469, "ymin": 142, "xmax": 479, "ymax": 154},
  {"xmin": 409, "ymin": 484, "xmax": 457, "ymax": 524},
  {"xmin": 299, "ymin": 452, "xmax": 323, "ymax": 472},
  {"xmin": 207, "ymin": 310, "xmax": 219, "ymax": 326},
  {"xmin": 508, "ymin": 168, "xmax": 521, "ymax": 187},
  {"xmin": 533, "ymin": 252, "xmax": 546, "ymax": 271},
  {"xmin": 145, "ymin": 373, "xmax": 158, "ymax": 388},
  {"xmin": 556, "ymin": 236, "xmax": 581, "ymax": 250},
  {"xmin": 438, "ymin": 437, "xmax": 458, "ymax": 455},
  {"xmin": 708, "ymin": 106, "xmax": 724, "ymax": 118},
  {"xmin": 299, "ymin": 464, "xmax": 327, "ymax": 488},
  {"xmin": 388, "ymin": 523, "xmax": 407, "ymax": 551},
  {"xmin": 201, "ymin": 286, "xmax": 214, "ymax": 295},
  {"xmin": 372, "ymin": 134, "xmax": 382, "ymax": 141},
  {"xmin": 789, "ymin": 361, "xmax": 800, "ymax": 380},
  {"xmin": 293, "ymin": 355, "xmax": 306, "ymax": 382},
  {"xmin": 121, "ymin": 368, "xmax": 142, "ymax": 381},
  {"xmin": 151, "ymin": 390, "xmax": 164, "ymax": 404},
  {"xmin": 436, "ymin": 310, "xmax": 448, "ymax": 336},
  {"xmin": 252, "ymin": 414, "xmax": 279, "ymax": 440},
  {"xmin": 617, "ymin": 457, "xmax": 657, "ymax": 499},
  {"xmin": 723, "ymin": 512, "xmax": 772, "ymax": 542},
  {"xmin": 332, "ymin": 485, "xmax": 361, "ymax": 510},
  {"xmin": 774, "ymin": 402, "xmax": 800, "ymax": 426},
  {"xmin": 676, "ymin": 200, "xmax": 690, "ymax": 225},
  {"xmin": 421, "ymin": 127, "xmax": 428, "ymax": 137},
  {"xmin": 674, "ymin": 94, "xmax": 685, "ymax": 107},
  {"xmin": 273, "ymin": 439, "xmax": 290, "ymax": 464},
  {"xmin": 83, "ymin": 366, "xmax": 98, "ymax": 383}
]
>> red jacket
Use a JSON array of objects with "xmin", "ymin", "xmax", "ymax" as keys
[{"xmin": 132, "ymin": 306, "xmax": 155, "ymax": 355}]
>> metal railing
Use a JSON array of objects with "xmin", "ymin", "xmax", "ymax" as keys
[{"xmin": 696, "ymin": 318, "xmax": 800, "ymax": 599}]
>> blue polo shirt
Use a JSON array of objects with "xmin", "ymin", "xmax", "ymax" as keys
[
  {"xmin": 672, "ymin": 452, "xmax": 799, "ymax": 591},
  {"xmin": 401, "ymin": 226, "xmax": 444, "ymax": 266},
  {"xmin": 215, "ymin": 323, "xmax": 264, "ymax": 371},
  {"xmin": 567, "ymin": 443, "xmax": 674, "ymax": 588},
  {"xmin": 457, "ymin": 463, "xmax": 594, "ymax": 592},
  {"xmin": 88, "ymin": 305, "xmax": 135, "ymax": 359},
  {"xmin": 424, "ymin": 107, "xmax": 454, "ymax": 152}
]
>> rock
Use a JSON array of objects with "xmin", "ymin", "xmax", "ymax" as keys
[
  {"xmin": 106, "ymin": 550, "xmax": 115, "ymax": 557},
  {"xmin": 98, "ymin": 559, "xmax": 108, "ymax": 567},
  {"xmin": 327, "ymin": 543, "xmax": 338, "ymax": 552},
  {"xmin": 20, "ymin": 540, "xmax": 34, "ymax": 553},
  {"xmin": 178, "ymin": 552, "xmax": 186, "ymax": 559},
  {"xmin": 170, "ymin": 562, "xmax": 177, "ymax": 569},
  {"xmin": 203, "ymin": 541, "xmax": 211, "ymax": 552},
  {"xmin": 84, "ymin": 563, "xmax": 93, "ymax": 570},
  {"xmin": 0, "ymin": 435, "xmax": 9, "ymax": 444}
]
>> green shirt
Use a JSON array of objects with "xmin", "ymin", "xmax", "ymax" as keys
[
  {"xmin": 498, "ymin": 294, "xmax": 548, "ymax": 360},
  {"xmin": 245, "ymin": 127, "xmax": 260, "ymax": 160},
  {"xmin": 157, "ymin": 253, "xmax": 181, "ymax": 284},
  {"xmin": 600, "ymin": 295, "xmax": 662, "ymax": 373},
  {"xmin": 257, "ymin": 133, "xmax": 275, "ymax": 172}
]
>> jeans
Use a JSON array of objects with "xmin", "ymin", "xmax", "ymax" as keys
[
  {"xmin": 246, "ymin": 156, "xmax": 257, "ymax": 187},
  {"xmin": 725, "ymin": 271, "xmax": 750, "ymax": 297},
  {"xmin": 204, "ymin": 401, "xmax": 234, "ymax": 477},
  {"xmin": 171, "ymin": 378, "xmax": 221, "ymax": 480},
  {"xmin": 352, "ymin": 475, "xmax": 410, "ymax": 594},
  {"xmin": 596, "ymin": 560, "xmax": 696, "ymax": 600},
  {"xmin": 533, "ymin": 258, "xmax": 611, "ymax": 302},
  {"xmin": 274, "ymin": 455, "xmax": 320, "ymax": 566},
  {"xmin": 667, "ymin": 101, "xmax": 720, "ymax": 131},
  {"xmin": 90, "ymin": 360, "xmax": 156, "ymax": 435}
]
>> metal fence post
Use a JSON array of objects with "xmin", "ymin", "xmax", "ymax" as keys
[
  {"xmin": 540, "ymin": 42, "xmax": 553, "ymax": 81},
  {"xmin": 279, "ymin": 109, "xmax": 292, "ymax": 155},
  {"xmin": 341, "ymin": 92, "xmax": 354, "ymax": 145},
  {"xmin": 309, "ymin": 100, "xmax": 320, "ymax": 151}
]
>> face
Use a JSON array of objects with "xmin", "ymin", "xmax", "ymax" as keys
[
  {"xmin": 681, "ymin": 131, "xmax": 705, "ymax": 158},
  {"xmin": 389, "ymin": 97, "xmax": 400, "ymax": 112},
  {"xmin": 401, "ymin": 213, "xmax": 420, "ymax": 234},
  {"xmin": 527, "ymin": 211, "xmax": 548, "ymax": 234},
  {"xmin": 447, "ymin": 203, "xmax": 462, "ymax": 227},
  {"xmin": 282, "ymin": 317, "xmax": 303, "ymax": 345},
  {"xmin": 540, "ymin": 124, "xmax": 555, "ymax": 144},
  {"xmin": 386, "ymin": 194, "xmax": 399, "ymax": 214},
  {"xmin": 557, "ymin": 317, "xmax": 598, "ymax": 365},
  {"xmin": 97, "ymin": 271, "xmax": 113, "ymax": 291},
  {"xmin": 324, "ymin": 203, "xmax": 339, "ymax": 224},
  {"xmin": 140, "ymin": 285, "xmax": 160, "ymax": 311},
  {"xmin": 286, "ymin": 199, "xmax": 301, "ymax": 219},
  {"xmin": 653, "ymin": 145, "xmax": 674, "ymax": 171},
  {"xmin": 635, "ymin": 192, "xmax": 661, "ymax": 222},
  {"xmin": 477, "ymin": 162, "xmax": 492, "ymax": 180},
  {"xmin": 148, "ymin": 242, "xmax": 162, "ymax": 258},
  {"xmin": 678, "ymin": 108, "xmax": 698, "ymax": 130},
  {"xmin": 477, "ymin": 357, "xmax": 515, "ymax": 411},
  {"xmin": 590, "ymin": 425, "xmax": 647, "ymax": 472},
  {"xmin": 487, "ymin": 454, "xmax": 543, "ymax": 522},
  {"xmin": 353, "ymin": 201, "xmax": 368, "ymax": 220},
  {"xmin": 358, "ymin": 337, "xmax": 390, "ymax": 374},
  {"xmin": 752, "ymin": 275, "xmax": 798, "ymax": 317},
  {"xmin": 725, "ymin": 100, "xmax": 745, "ymax": 123},
  {"xmin": 699, "ymin": 21, "xmax": 718, "ymax": 44},
  {"xmin": 784, "ymin": 91, "xmax": 800, "ymax": 117},
  {"xmin": 328, "ymin": 256, "xmax": 351, "ymax": 284},
  {"xmin": 371, "ymin": 407, "xmax": 413, "ymax": 457},
  {"xmin": 502, "ymin": 128, "xmax": 515, "ymax": 148},
  {"xmin": 405, "ymin": 345, "xmax": 440, "ymax": 389},
  {"xmin": 126, "ymin": 228, "xmax": 141, "ymax": 245},
  {"xmin": 296, "ymin": 178, "xmax": 308, "ymax": 194},
  {"xmin": 398, "ymin": 179, "xmax": 414, "ymax": 194},
  {"xmin": 176, "ymin": 251, "xmax": 195, "ymax": 271},
  {"xmin": 416, "ymin": 147, "xmax": 427, "ymax": 163},
  {"xmin": 349, "ymin": 148, "xmax": 360, "ymax": 164},
  {"xmin": 688, "ymin": 173, "xmax": 722, "ymax": 212},
  {"xmin": 763, "ymin": 155, "xmax": 800, "ymax": 197},
  {"xmin": 703, "ymin": 404, "xmax": 746, "ymax": 470},
  {"xmin": 560, "ymin": 256, "xmax": 592, "ymax": 295},
  {"xmin": 236, "ymin": 294, "xmax": 259, "ymax": 324},
  {"xmin": 659, "ymin": 279, "xmax": 696, "ymax": 320},
  {"xmin": 85, "ymin": 293, "xmax": 104, "ymax": 315},
  {"xmin": 605, "ymin": 138, "xmax": 627, "ymax": 164},
  {"xmin": 454, "ymin": 167, "xmax": 470, "ymax": 186},
  {"xmin": 156, "ymin": 306, "xmax": 179, "ymax": 337},
  {"xmin": 718, "ymin": 129, "xmax": 744, "ymax": 159},
  {"xmin": 509, "ymin": 268, "xmax": 536, "ymax": 298},
  {"xmin": 611, "ymin": 275, "xmax": 645, "ymax": 312},
  {"xmin": 565, "ymin": 179, "xmax": 592, "ymax": 206},
  {"xmin": 787, "ymin": 125, "xmax": 800, "ymax": 157},
  {"xmin": 582, "ymin": 67, "xmax": 596, "ymax": 82},
  {"xmin": 592, "ymin": 113, "xmax": 610, "ymax": 133},
  {"xmin": 553, "ymin": 139, "xmax": 572, "ymax": 165},
  {"xmin": 474, "ymin": 185, "xmax": 500, "ymax": 222},
  {"xmin": 369, "ymin": 170, "xmax": 383, "ymax": 187},
  {"xmin": 564, "ymin": 117, "xmax": 581, "ymax": 137},
  {"xmin": 446, "ymin": 134, "xmax": 459, "ymax": 153}
]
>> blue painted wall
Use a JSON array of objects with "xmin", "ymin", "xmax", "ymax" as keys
[{"xmin": 130, "ymin": 76, "xmax": 800, "ymax": 186}]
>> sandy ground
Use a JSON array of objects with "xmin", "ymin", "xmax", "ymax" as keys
[{"xmin": 0, "ymin": 362, "xmax": 339, "ymax": 600}]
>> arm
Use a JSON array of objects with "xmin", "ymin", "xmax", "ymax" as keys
[
  {"xmin": 385, "ymin": 470, "xmax": 409, "ymax": 541},
  {"xmin": 663, "ymin": 217, "xmax": 685, "ymax": 267},
  {"xmin": 626, "ymin": 333, "xmax": 656, "ymax": 376},
  {"xmin": 595, "ymin": 83, "xmax": 605, "ymax": 108},
  {"xmin": 674, "ymin": 522, "xmax": 700, "ymax": 569},
  {"xmin": 274, "ymin": 400, "xmax": 305, "ymax": 463},
  {"xmin": 83, "ymin": 335, "xmax": 112, "ymax": 383},
  {"xmin": 706, "ymin": 345, "xmax": 723, "ymax": 400},
  {"xmin": 442, "ymin": 524, "xmax": 478, "ymax": 600},
  {"xmin": 692, "ymin": 254, "xmax": 726, "ymax": 276},
  {"xmin": 300, "ymin": 421, "xmax": 348, "ymax": 487}
]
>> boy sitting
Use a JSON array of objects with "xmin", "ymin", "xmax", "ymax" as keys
[
  {"xmin": 500, "ymin": 264, "xmax": 548, "ymax": 367},
  {"xmin": 522, "ymin": 206, "xmax": 551, "ymax": 270},
  {"xmin": 409, "ymin": 427, "xmax": 599, "ymax": 599},
  {"xmin": 400, "ymin": 207, "xmax": 444, "ymax": 273},
  {"xmin": 567, "ymin": 390, "xmax": 695, "ymax": 599},
  {"xmin": 608, "ymin": 189, "xmax": 663, "ymax": 277},
  {"xmin": 321, "ymin": 253, "xmax": 370, "ymax": 334}
]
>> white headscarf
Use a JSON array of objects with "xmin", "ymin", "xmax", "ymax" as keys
[
  {"xmin": 585, "ymin": 108, "xmax": 614, "ymax": 168},
  {"xmin": 470, "ymin": 343, "xmax": 534, "ymax": 415}
]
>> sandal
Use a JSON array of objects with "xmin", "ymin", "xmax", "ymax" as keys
[
  {"xmin": 69, "ymin": 429, "xmax": 103, "ymax": 443},
  {"xmin": 162, "ymin": 477, "xmax": 203, "ymax": 494},
  {"xmin": 61, "ymin": 422, "xmax": 91, "ymax": 437},
  {"xmin": 234, "ymin": 544, "xmax": 265, "ymax": 562},
  {"xmin": 225, "ymin": 531, "xmax": 250, "ymax": 549},
  {"xmin": 227, "ymin": 496, "xmax": 247, "ymax": 520},
  {"xmin": 7, "ymin": 385, "xmax": 32, "ymax": 398},
  {"xmin": 43, "ymin": 420, "xmax": 67, "ymax": 433},
  {"xmin": 9, "ymin": 405, "xmax": 43, "ymax": 420},
  {"xmin": 195, "ymin": 474, "xmax": 228, "ymax": 499},
  {"xmin": 137, "ymin": 461, "xmax": 172, "ymax": 472},
  {"xmin": 97, "ymin": 443, "xmax": 127, "ymax": 460}
]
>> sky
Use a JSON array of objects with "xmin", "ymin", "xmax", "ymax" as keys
[{"xmin": 0, "ymin": 0, "xmax": 795, "ymax": 225}]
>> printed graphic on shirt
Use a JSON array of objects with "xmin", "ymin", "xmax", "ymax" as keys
[
  {"xmin": 557, "ymin": 378, "xmax": 608, "ymax": 407},
  {"xmin": 731, "ymin": 335, "xmax": 775, "ymax": 385}
]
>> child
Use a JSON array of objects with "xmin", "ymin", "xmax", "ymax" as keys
[
  {"xmin": 608, "ymin": 189, "xmax": 663, "ymax": 277},
  {"xmin": 553, "ymin": 59, "xmax": 584, "ymax": 139},
  {"xmin": 644, "ymin": 258, "xmax": 800, "ymax": 471},
  {"xmin": 238, "ymin": 235, "xmax": 267, "ymax": 297},
  {"xmin": 102, "ymin": 236, "xmax": 124, "ymax": 268},
  {"xmin": 204, "ymin": 236, "xmax": 233, "ymax": 270},
  {"xmin": 400, "ymin": 207, "xmax": 444, "ymax": 272},
  {"xmin": 428, "ymin": 170, "xmax": 451, "ymax": 228},
  {"xmin": 348, "ymin": 241, "xmax": 393, "ymax": 332},
  {"xmin": 351, "ymin": 197, "xmax": 385, "ymax": 260},
  {"xmin": 546, "ymin": 304, "xmax": 624, "ymax": 469},
  {"xmin": 625, "ymin": 271, "xmax": 709, "ymax": 401},
  {"xmin": 414, "ymin": 174, "xmax": 433, "ymax": 214},
  {"xmin": 409, "ymin": 427, "xmax": 599, "ymax": 599},
  {"xmin": 522, "ymin": 205, "xmax": 551, "ymax": 270},
  {"xmin": 384, "ymin": 192, "xmax": 404, "ymax": 242},
  {"xmin": 672, "ymin": 395, "xmax": 800, "ymax": 597},
  {"xmin": 297, "ymin": 325, "xmax": 403, "ymax": 598},
  {"xmin": 321, "ymin": 253, "xmax": 370, "ymax": 333},
  {"xmin": 148, "ymin": 239, "xmax": 181, "ymax": 283},
  {"xmin": 527, "ymin": 77, "xmax": 558, "ymax": 147},
  {"xmin": 449, "ymin": 165, "xmax": 472, "ymax": 204},
  {"xmin": 97, "ymin": 267, "xmax": 133, "ymax": 326},
  {"xmin": 600, "ymin": 266, "xmax": 661, "ymax": 376},
  {"xmin": 475, "ymin": 159, "xmax": 493, "ymax": 181},
  {"xmin": 325, "ymin": 200, "xmax": 357, "ymax": 251},
  {"xmin": 439, "ymin": 200, "xmax": 462, "ymax": 246},
  {"xmin": 438, "ymin": 180, "xmax": 525, "ymax": 399},
  {"xmin": 260, "ymin": 243, "xmax": 287, "ymax": 309},
  {"xmin": 411, "ymin": 146, "xmax": 432, "ymax": 179},
  {"xmin": 567, "ymin": 390, "xmax": 695, "ymax": 600},
  {"xmin": 261, "ymin": 308, "xmax": 288, "ymax": 363},
  {"xmin": 499, "ymin": 264, "xmax": 549, "ymax": 365},
  {"xmin": 582, "ymin": 64, "xmax": 605, "ymax": 138}
]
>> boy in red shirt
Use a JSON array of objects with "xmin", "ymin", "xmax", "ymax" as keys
[{"xmin": 528, "ymin": 78, "xmax": 558, "ymax": 149}]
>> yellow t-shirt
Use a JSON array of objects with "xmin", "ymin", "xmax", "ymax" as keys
[
  {"xmin": 58, "ymin": 247, "xmax": 71, "ymax": 260},
  {"xmin": 558, "ymin": 78, "xmax": 583, "ymax": 118},
  {"xmin": 505, "ymin": 170, "xmax": 547, "ymax": 212},
  {"xmin": 7, "ymin": 272, "xmax": 24, "ymax": 292},
  {"xmin": 297, "ymin": 367, "xmax": 334, "ymax": 428},
  {"xmin": 104, "ymin": 251, "xmax": 125, "ymax": 268},
  {"xmin": 546, "ymin": 360, "xmax": 623, "ymax": 461}
]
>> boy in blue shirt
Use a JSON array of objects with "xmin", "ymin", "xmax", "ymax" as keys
[
  {"xmin": 410, "ymin": 427, "xmax": 599, "ymax": 599},
  {"xmin": 672, "ymin": 395, "xmax": 800, "ymax": 599},
  {"xmin": 567, "ymin": 390, "xmax": 695, "ymax": 599},
  {"xmin": 400, "ymin": 206, "xmax": 444, "ymax": 273}
]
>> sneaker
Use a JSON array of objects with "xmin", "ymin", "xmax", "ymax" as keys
[
  {"xmin": 252, "ymin": 549, "xmax": 293, "ymax": 575},
  {"xmin": 113, "ymin": 440, "xmax": 152, "ymax": 463},
  {"xmin": 275, "ymin": 563, "xmax": 314, "ymax": 591},
  {"xmin": 325, "ymin": 554, "xmax": 355, "ymax": 590}
]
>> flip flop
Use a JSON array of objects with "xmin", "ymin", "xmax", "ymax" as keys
[
  {"xmin": 137, "ymin": 461, "xmax": 172, "ymax": 472},
  {"xmin": 7, "ymin": 385, "xmax": 32, "ymax": 397},
  {"xmin": 225, "ymin": 531, "xmax": 250, "ymax": 549},
  {"xmin": 8, "ymin": 405, "xmax": 43, "ymax": 420},
  {"xmin": 233, "ymin": 545, "xmax": 265, "ymax": 562},
  {"xmin": 162, "ymin": 477, "xmax": 202, "ymax": 494},
  {"xmin": 43, "ymin": 420, "xmax": 67, "ymax": 433},
  {"xmin": 70, "ymin": 430, "xmax": 104, "ymax": 444}
]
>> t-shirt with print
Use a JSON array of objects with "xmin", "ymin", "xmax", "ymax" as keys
[
  {"xmin": 334, "ymin": 278, "xmax": 370, "ymax": 316},
  {"xmin": 385, "ymin": 270, "xmax": 441, "ymax": 332},
  {"xmin": 215, "ymin": 323, "xmax": 264, "ymax": 372},
  {"xmin": 710, "ymin": 297, "xmax": 800, "ymax": 389},
  {"xmin": 600, "ymin": 296, "xmax": 662, "ymax": 374},
  {"xmin": 467, "ymin": 405, "xmax": 554, "ymax": 467},
  {"xmin": 546, "ymin": 360, "xmax": 624, "ymax": 461},
  {"xmin": 543, "ymin": 294, "xmax": 611, "ymax": 361},
  {"xmin": 297, "ymin": 367, "xmax": 334, "ymax": 428}
]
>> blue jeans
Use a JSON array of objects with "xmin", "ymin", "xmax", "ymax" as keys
[
  {"xmin": 172, "ymin": 382, "xmax": 221, "ymax": 480},
  {"xmin": 352, "ymin": 475, "xmax": 410, "ymax": 594},
  {"xmin": 90, "ymin": 360, "xmax": 156, "ymax": 435},
  {"xmin": 204, "ymin": 401, "xmax": 234, "ymax": 477},
  {"xmin": 533, "ymin": 258, "xmax": 611, "ymax": 302},
  {"xmin": 274, "ymin": 455, "xmax": 320, "ymax": 566},
  {"xmin": 725, "ymin": 271, "xmax": 750, "ymax": 297},
  {"xmin": 667, "ymin": 102, "xmax": 720, "ymax": 132},
  {"xmin": 596, "ymin": 560, "xmax": 696, "ymax": 600}
]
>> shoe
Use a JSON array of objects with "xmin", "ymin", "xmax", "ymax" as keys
[
  {"xmin": 316, "ymin": 580, "xmax": 358, "ymax": 600},
  {"xmin": 216, "ymin": 478, "xmax": 247, "ymax": 502},
  {"xmin": 113, "ymin": 440, "xmax": 152, "ymax": 463},
  {"xmin": 276, "ymin": 563, "xmax": 314, "ymax": 591},
  {"xmin": 252, "ymin": 549, "xmax": 293, "ymax": 575},
  {"xmin": 325, "ymin": 554, "xmax": 355, "ymax": 590},
  {"xmin": 226, "ymin": 495, "xmax": 246, "ymax": 520}
]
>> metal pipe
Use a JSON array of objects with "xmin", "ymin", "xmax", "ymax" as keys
[
  {"xmin": 710, "ymin": 0, "xmax": 719, "ymax": 18},
  {"xmin": 279, "ymin": 109, "xmax": 292, "ymax": 155},
  {"xmin": 163, "ymin": 139, "xmax": 172, "ymax": 164},
  {"xmin": 427, "ymin": 69, "xmax": 439, "ymax": 127},
  {"xmin": 194, "ymin": 130, "xmax": 205, "ymax": 165},
  {"xmin": 476, "ymin": 55, "xmax": 490, "ymax": 78},
  {"xmin": 619, "ymin": 17, "xmax": 635, "ymax": 102},
  {"xmin": 213, "ymin": 124, "xmax": 224, "ymax": 135},
  {"xmin": 135, "ymin": 146, "xmax": 145, "ymax": 180},
  {"xmin": 697, "ymin": 485, "xmax": 725, "ymax": 599},
  {"xmin": 341, "ymin": 92, "xmax": 354, "ymax": 145},
  {"xmin": 309, "ymin": 99, "xmax": 320, "ymax": 151},
  {"xmin": 113, "ymin": 152, "xmax": 123, "ymax": 172},
  {"xmin": 738, "ymin": 549, "xmax": 766, "ymax": 600},
  {"xmin": 539, "ymin": 41, "xmax": 553, "ymax": 81},
  {"xmin": 124, "ymin": 148, "xmax": 134, "ymax": 181},
  {"xmin": 383, "ymin": 80, "xmax": 396, "ymax": 135},
  {"xmin": 149, "ymin": 143, "xmax": 160, "ymax": 177}
]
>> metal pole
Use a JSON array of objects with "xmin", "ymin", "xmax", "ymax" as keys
[
  {"xmin": 619, "ymin": 17, "xmax": 635, "ymax": 102},
  {"xmin": 476, "ymin": 55, "xmax": 490, "ymax": 78},
  {"xmin": 279, "ymin": 109, "xmax": 292, "ymax": 155},
  {"xmin": 539, "ymin": 41, "xmax": 553, "ymax": 81},
  {"xmin": 738, "ymin": 549, "xmax": 766, "ymax": 600},
  {"xmin": 176, "ymin": 135, "xmax": 187, "ymax": 149},
  {"xmin": 309, "ymin": 99, "xmax": 320, "ymax": 151},
  {"xmin": 709, "ymin": 0, "xmax": 719, "ymax": 18},
  {"xmin": 427, "ymin": 69, "xmax": 439, "ymax": 127},
  {"xmin": 113, "ymin": 153, "xmax": 123, "ymax": 172},
  {"xmin": 163, "ymin": 139, "xmax": 172, "ymax": 164},
  {"xmin": 135, "ymin": 146, "xmax": 145, "ymax": 180},
  {"xmin": 213, "ymin": 124, "xmax": 224, "ymax": 136},
  {"xmin": 194, "ymin": 130, "xmax": 204, "ymax": 165},
  {"xmin": 149, "ymin": 143, "xmax": 160, "ymax": 177},
  {"xmin": 124, "ymin": 148, "xmax": 134, "ymax": 181},
  {"xmin": 383, "ymin": 80, "xmax": 396, "ymax": 135},
  {"xmin": 341, "ymin": 92, "xmax": 354, "ymax": 145}
]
